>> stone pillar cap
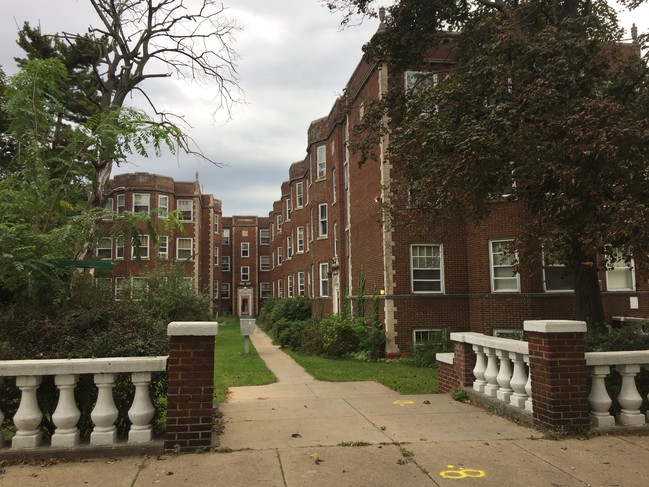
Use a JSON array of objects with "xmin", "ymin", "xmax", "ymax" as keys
[
  {"xmin": 167, "ymin": 321, "xmax": 219, "ymax": 336},
  {"xmin": 523, "ymin": 320, "xmax": 587, "ymax": 333}
]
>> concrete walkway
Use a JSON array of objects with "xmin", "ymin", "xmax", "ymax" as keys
[{"xmin": 4, "ymin": 328, "xmax": 649, "ymax": 486}]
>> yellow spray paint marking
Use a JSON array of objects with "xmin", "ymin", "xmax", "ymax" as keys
[
  {"xmin": 393, "ymin": 400, "xmax": 414, "ymax": 407},
  {"xmin": 440, "ymin": 465, "xmax": 486, "ymax": 479}
]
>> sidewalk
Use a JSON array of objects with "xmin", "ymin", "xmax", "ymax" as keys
[{"xmin": 3, "ymin": 329, "xmax": 649, "ymax": 486}]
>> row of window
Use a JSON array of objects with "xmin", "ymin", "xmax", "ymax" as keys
[
  {"xmin": 95, "ymin": 276, "xmax": 194, "ymax": 300},
  {"xmin": 273, "ymin": 263, "xmax": 330, "ymax": 299},
  {"xmin": 105, "ymin": 194, "xmax": 194, "ymax": 221},
  {"xmin": 411, "ymin": 241, "xmax": 635, "ymax": 294},
  {"xmin": 96, "ymin": 236, "xmax": 193, "ymax": 261}
]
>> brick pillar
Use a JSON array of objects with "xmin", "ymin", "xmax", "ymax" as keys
[
  {"xmin": 165, "ymin": 321, "xmax": 218, "ymax": 453},
  {"xmin": 524, "ymin": 320, "xmax": 589, "ymax": 433},
  {"xmin": 454, "ymin": 341, "xmax": 476, "ymax": 387}
]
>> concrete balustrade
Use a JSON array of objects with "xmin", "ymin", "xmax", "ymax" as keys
[
  {"xmin": 0, "ymin": 357, "xmax": 167, "ymax": 450},
  {"xmin": 439, "ymin": 321, "xmax": 649, "ymax": 433}
]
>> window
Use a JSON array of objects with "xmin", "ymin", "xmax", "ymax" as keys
[
  {"xmin": 543, "ymin": 253, "xmax": 574, "ymax": 292},
  {"xmin": 260, "ymin": 228, "xmax": 270, "ymax": 245},
  {"xmin": 177, "ymin": 200, "xmax": 193, "ymax": 221},
  {"xmin": 413, "ymin": 329, "xmax": 447, "ymax": 347},
  {"xmin": 132, "ymin": 277, "xmax": 148, "ymax": 300},
  {"xmin": 260, "ymin": 255, "xmax": 271, "ymax": 272},
  {"xmin": 102, "ymin": 197, "xmax": 113, "ymax": 220},
  {"xmin": 176, "ymin": 238, "xmax": 193, "ymax": 260},
  {"xmin": 318, "ymin": 203, "xmax": 328, "ymax": 237},
  {"xmin": 297, "ymin": 227, "xmax": 304, "ymax": 253},
  {"xmin": 116, "ymin": 235, "xmax": 124, "ymax": 260},
  {"xmin": 115, "ymin": 277, "xmax": 125, "ymax": 300},
  {"xmin": 116, "ymin": 194, "xmax": 125, "ymax": 216},
  {"xmin": 286, "ymin": 235, "xmax": 293, "ymax": 259},
  {"xmin": 320, "ymin": 263, "xmax": 329, "ymax": 297},
  {"xmin": 333, "ymin": 223, "xmax": 338, "ymax": 257},
  {"xmin": 133, "ymin": 193, "xmax": 150, "ymax": 213},
  {"xmin": 490, "ymin": 240, "xmax": 519, "ymax": 292},
  {"xmin": 286, "ymin": 197, "xmax": 292, "ymax": 221},
  {"xmin": 214, "ymin": 247, "xmax": 219, "ymax": 266},
  {"xmin": 214, "ymin": 214, "xmax": 219, "ymax": 233},
  {"xmin": 213, "ymin": 280, "xmax": 219, "ymax": 299},
  {"xmin": 241, "ymin": 266, "xmax": 250, "ymax": 282},
  {"xmin": 296, "ymin": 182, "xmax": 304, "ymax": 208},
  {"xmin": 222, "ymin": 256, "xmax": 230, "ymax": 271},
  {"xmin": 134, "ymin": 234, "xmax": 150, "ymax": 260},
  {"xmin": 158, "ymin": 195, "xmax": 169, "ymax": 218},
  {"xmin": 606, "ymin": 252, "xmax": 635, "ymax": 291},
  {"xmin": 317, "ymin": 145, "xmax": 326, "ymax": 179},
  {"xmin": 410, "ymin": 244, "xmax": 443, "ymax": 293},
  {"xmin": 95, "ymin": 277, "xmax": 111, "ymax": 291},
  {"xmin": 277, "ymin": 246, "xmax": 283, "ymax": 265},
  {"xmin": 96, "ymin": 238, "xmax": 112, "ymax": 260},
  {"xmin": 287, "ymin": 274, "xmax": 294, "ymax": 297},
  {"xmin": 405, "ymin": 70, "xmax": 438, "ymax": 91},
  {"xmin": 241, "ymin": 242, "xmax": 250, "ymax": 258},
  {"xmin": 222, "ymin": 228, "xmax": 231, "ymax": 245},
  {"xmin": 276, "ymin": 214, "xmax": 283, "ymax": 234},
  {"xmin": 260, "ymin": 282, "xmax": 271, "ymax": 299},
  {"xmin": 278, "ymin": 279, "xmax": 284, "ymax": 298},
  {"xmin": 298, "ymin": 272, "xmax": 305, "ymax": 296},
  {"xmin": 221, "ymin": 283, "xmax": 231, "ymax": 299},
  {"xmin": 332, "ymin": 168, "xmax": 337, "ymax": 203},
  {"xmin": 158, "ymin": 236, "xmax": 168, "ymax": 260}
]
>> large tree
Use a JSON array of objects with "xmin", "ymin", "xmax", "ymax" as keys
[
  {"xmin": 328, "ymin": 0, "xmax": 649, "ymax": 328},
  {"xmin": 14, "ymin": 0, "xmax": 240, "ymax": 209}
]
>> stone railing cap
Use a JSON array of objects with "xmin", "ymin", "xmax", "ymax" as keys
[
  {"xmin": 524, "ymin": 320, "xmax": 587, "ymax": 333},
  {"xmin": 167, "ymin": 321, "xmax": 219, "ymax": 336},
  {"xmin": 436, "ymin": 352, "xmax": 454, "ymax": 365}
]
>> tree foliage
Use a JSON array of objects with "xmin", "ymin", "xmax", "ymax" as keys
[{"xmin": 330, "ymin": 0, "xmax": 649, "ymax": 326}]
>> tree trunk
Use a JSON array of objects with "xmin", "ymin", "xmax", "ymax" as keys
[{"xmin": 573, "ymin": 256, "xmax": 606, "ymax": 332}]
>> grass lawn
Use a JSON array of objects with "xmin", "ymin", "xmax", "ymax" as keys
[
  {"xmin": 285, "ymin": 349, "xmax": 438, "ymax": 395},
  {"xmin": 214, "ymin": 317, "xmax": 276, "ymax": 403}
]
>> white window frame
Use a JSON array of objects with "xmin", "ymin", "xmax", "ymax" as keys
[
  {"xmin": 542, "ymin": 252, "xmax": 574, "ymax": 292},
  {"xmin": 286, "ymin": 197, "xmax": 292, "ymax": 221},
  {"xmin": 318, "ymin": 203, "xmax": 328, "ymax": 237},
  {"xmin": 214, "ymin": 247, "xmax": 219, "ymax": 266},
  {"xmin": 260, "ymin": 255, "xmax": 271, "ymax": 272},
  {"xmin": 214, "ymin": 214, "xmax": 220, "ymax": 233},
  {"xmin": 287, "ymin": 274, "xmax": 294, "ymax": 297},
  {"xmin": 489, "ymin": 239, "xmax": 520, "ymax": 293},
  {"xmin": 115, "ymin": 276, "xmax": 125, "ymax": 300},
  {"xmin": 94, "ymin": 277, "xmax": 112, "ymax": 291},
  {"xmin": 222, "ymin": 255, "xmax": 230, "ymax": 271},
  {"xmin": 260, "ymin": 228, "xmax": 270, "ymax": 245},
  {"xmin": 277, "ymin": 246, "xmax": 283, "ymax": 266},
  {"xmin": 298, "ymin": 271, "xmax": 305, "ymax": 296},
  {"xmin": 319, "ymin": 262, "xmax": 329, "ymax": 297},
  {"xmin": 116, "ymin": 194, "xmax": 125, "ymax": 216},
  {"xmin": 606, "ymin": 253, "xmax": 636, "ymax": 292},
  {"xmin": 115, "ymin": 235, "xmax": 125, "ymax": 260},
  {"xmin": 135, "ymin": 234, "xmax": 150, "ymax": 260},
  {"xmin": 410, "ymin": 244, "xmax": 443, "ymax": 294},
  {"xmin": 297, "ymin": 227, "xmax": 304, "ymax": 253},
  {"xmin": 286, "ymin": 235, "xmax": 293, "ymax": 259},
  {"xmin": 241, "ymin": 266, "xmax": 250, "ymax": 282},
  {"xmin": 276, "ymin": 214, "xmax": 283, "ymax": 234},
  {"xmin": 158, "ymin": 194, "xmax": 169, "ymax": 218},
  {"xmin": 177, "ymin": 199, "xmax": 193, "ymax": 221},
  {"xmin": 222, "ymin": 228, "xmax": 230, "ymax": 245},
  {"xmin": 278, "ymin": 279, "xmax": 284, "ymax": 298},
  {"xmin": 405, "ymin": 70, "xmax": 438, "ymax": 91},
  {"xmin": 260, "ymin": 282, "xmax": 271, "ymax": 299},
  {"xmin": 413, "ymin": 328, "xmax": 447, "ymax": 347},
  {"xmin": 131, "ymin": 277, "xmax": 149, "ymax": 300},
  {"xmin": 332, "ymin": 167, "xmax": 337, "ymax": 203},
  {"xmin": 96, "ymin": 237, "xmax": 112, "ymax": 260},
  {"xmin": 176, "ymin": 237, "xmax": 193, "ymax": 260},
  {"xmin": 317, "ymin": 145, "xmax": 326, "ymax": 179},
  {"xmin": 102, "ymin": 197, "xmax": 114, "ymax": 220},
  {"xmin": 241, "ymin": 242, "xmax": 250, "ymax": 258},
  {"xmin": 296, "ymin": 182, "xmax": 304, "ymax": 208},
  {"xmin": 133, "ymin": 193, "xmax": 150, "ymax": 214},
  {"xmin": 158, "ymin": 235, "xmax": 168, "ymax": 260}
]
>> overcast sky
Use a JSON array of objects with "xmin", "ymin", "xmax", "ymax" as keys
[{"xmin": 1, "ymin": 1, "xmax": 647, "ymax": 216}]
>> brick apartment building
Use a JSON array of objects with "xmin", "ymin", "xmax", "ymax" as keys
[{"xmin": 96, "ymin": 24, "xmax": 647, "ymax": 354}]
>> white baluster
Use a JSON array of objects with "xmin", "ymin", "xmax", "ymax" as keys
[
  {"xmin": 588, "ymin": 365, "xmax": 614, "ymax": 428},
  {"xmin": 51, "ymin": 374, "xmax": 81, "ymax": 447},
  {"xmin": 509, "ymin": 352, "xmax": 528, "ymax": 408},
  {"xmin": 524, "ymin": 356, "xmax": 533, "ymax": 413},
  {"xmin": 496, "ymin": 350, "xmax": 513, "ymax": 403},
  {"xmin": 472, "ymin": 345, "xmax": 487, "ymax": 392},
  {"xmin": 483, "ymin": 347, "xmax": 500, "ymax": 397},
  {"xmin": 91, "ymin": 373, "xmax": 118, "ymax": 445},
  {"xmin": 617, "ymin": 364, "xmax": 645, "ymax": 426},
  {"xmin": 128, "ymin": 372, "xmax": 155, "ymax": 443},
  {"xmin": 12, "ymin": 375, "xmax": 43, "ymax": 449}
]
